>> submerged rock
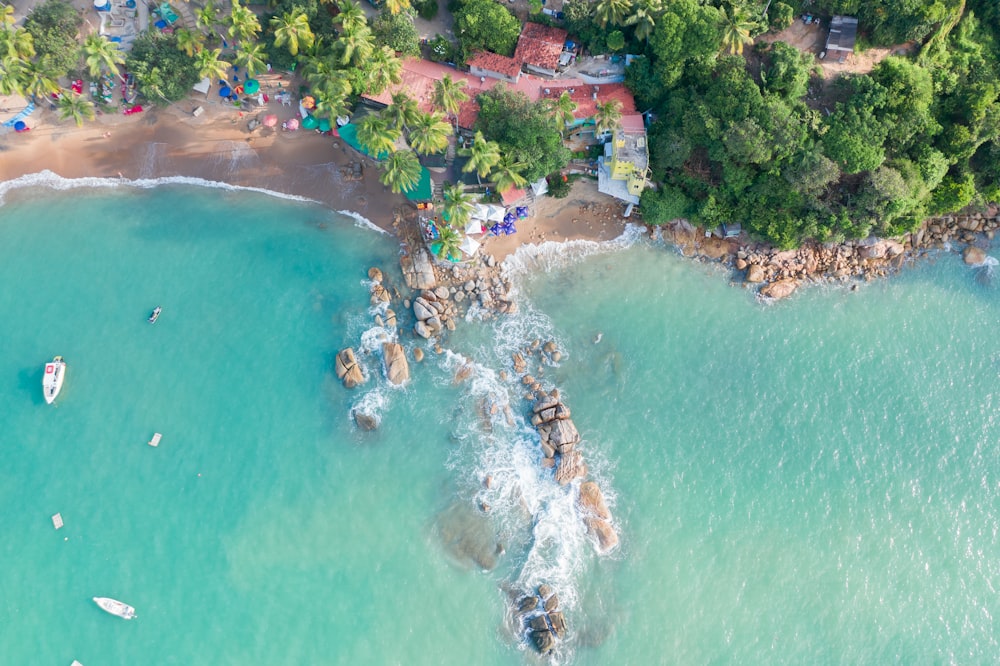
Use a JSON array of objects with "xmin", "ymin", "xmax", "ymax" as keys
[
  {"xmin": 555, "ymin": 450, "xmax": 587, "ymax": 485},
  {"xmin": 585, "ymin": 517, "xmax": 619, "ymax": 553},
  {"xmin": 532, "ymin": 629, "xmax": 555, "ymax": 655},
  {"xmin": 352, "ymin": 409, "xmax": 378, "ymax": 431}
]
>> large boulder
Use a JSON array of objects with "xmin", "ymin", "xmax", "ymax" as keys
[
  {"xmin": 578, "ymin": 481, "xmax": 611, "ymax": 520},
  {"xmin": 555, "ymin": 450, "xmax": 587, "ymax": 485},
  {"xmin": 367, "ymin": 266, "xmax": 383, "ymax": 282},
  {"xmin": 745, "ymin": 264, "xmax": 766, "ymax": 283},
  {"xmin": 964, "ymin": 245, "xmax": 987, "ymax": 265},
  {"xmin": 352, "ymin": 409, "xmax": 378, "ymax": 431},
  {"xmin": 760, "ymin": 278, "xmax": 798, "ymax": 300},
  {"xmin": 400, "ymin": 246, "xmax": 436, "ymax": 290},
  {"xmin": 548, "ymin": 610, "xmax": 567, "ymax": 638},
  {"xmin": 584, "ymin": 517, "xmax": 619, "ymax": 553},
  {"xmin": 381, "ymin": 342, "xmax": 410, "ymax": 385},
  {"xmin": 413, "ymin": 297, "xmax": 436, "ymax": 321},
  {"xmin": 532, "ymin": 629, "xmax": 556, "ymax": 655},
  {"xmin": 547, "ymin": 419, "xmax": 580, "ymax": 451},
  {"xmin": 335, "ymin": 348, "xmax": 365, "ymax": 389}
]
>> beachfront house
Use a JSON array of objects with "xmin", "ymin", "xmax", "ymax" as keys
[
  {"xmin": 597, "ymin": 115, "xmax": 650, "ymax": 205},
  {"xmin": 467, "ymin": 52, "xmax": 522, "ymax": 84},
  {"xmin": 514, "ymin": 23, "xmax": 569, "ymax": 78},
  {"xmin": 824, "ymin": 16, "xmax": 858, "ymax": 63}
]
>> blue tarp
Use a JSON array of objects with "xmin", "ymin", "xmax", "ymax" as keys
[{"xmin": 2, "ymin": 102, "xmax": 35, "ymax": 128}]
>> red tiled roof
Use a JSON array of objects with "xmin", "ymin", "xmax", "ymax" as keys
[
  {"xmin": 621, "ymin": 113, "xmax": 645, "ymax": 131},
  {"xmin": 514, "ymin": 23, "xmax": 568, "ymax": 71},
  {"xmin": 536, "ymin": 81, "xmax": 636, "ymax": 122},
  {"xmin": 467, "ymin": 51, "xmax": 522, "ymax": 79}
]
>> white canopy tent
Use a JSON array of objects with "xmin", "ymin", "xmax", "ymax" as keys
[
  {"xmin": 471, "ymin": 203, "xmax": 490, "ymax": 221},
  {"xmin": 460, "ymin": 235, "xmax": 481, "ymax": 256},
  {"xmin": 486, "ymin": 205, "xmax": 506, "ymax": 222},
  {"xmin": 466, "ymin": 219, "xmax": 485, "ymax": 235},
  {"xmin": 192, "ymin": 78, "xmax": 211, "ymax": 94}
]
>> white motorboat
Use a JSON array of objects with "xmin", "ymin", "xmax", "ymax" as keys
[
  {"xmin": 42, "ymin": 356, "xmax": 66, "ymax": 405},
  {"xmin": 93, "ymin": 597, "xmax": 137, "ymax": 619},
  {"xmin": 148, "ymin": 306, "xmax": 162, "ymax": 323}
]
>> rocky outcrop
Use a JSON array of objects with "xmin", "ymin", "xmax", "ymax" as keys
[
  {"xmin": 964, "ymin": 245, "xmax": 987, "ymax": 265},
  {"xmin": 516, "ymin": 583, "xmax": 565, "ymax": 656},
  {"xmin": 399, "ymin": 244, "xmax": 436, "ymax": 290},
  {"xmin": 334, "ymin": 348, "xmax": 365, "ymax": 389},
  {"xmin": 578, "ymin": 481, "xmax": 610, "ymax": 521},
  {"xmin": 584, "ymin": 516, "xmax": 620, "ymax": 553},
  {"xmin": 412, "ymin": 289, "xmax": 460, "ymax": 339},
  {"xmin": 381, "ymin": 342, "xmax": 410, "ymax": 385},
  {"xmin": 352, "ymin": 409, "xmax": 378, "ymax": 431},
  {"xmin": 759, "ymin": 278, "xmax": 799, "ymax": 300}
]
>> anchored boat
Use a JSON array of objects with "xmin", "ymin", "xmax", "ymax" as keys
[
  {"xmin": 42, "ymin": 356, "xmax": 66, "ymax": 404},
  {"xmin": 148, "ymin": 306, "xmax": 162, "ymax": 323},
  {"xmin": 93, "ymin": 597, "xmax": 137, "ymax": 620}
]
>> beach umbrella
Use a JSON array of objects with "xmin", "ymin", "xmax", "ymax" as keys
[
  {"xmin": 262, "ymin": 114, "xmax": 278, "ymax": 127},
  {"xmin": 285, "ymin": 117, "xmax": 299, "ymax": 130},
  {"xmin": 503, "ymin": 212, "xmax": 516, "ymax": 224},
  {"xmin": 516, "ymin": 206, "xmax": 529, "ymax": 219},
  {"xmin": 460, "ymin": 235, "xmax": 480, "ymax": 256},
  {"xmin": 218, "ymin": 85, "xmax": 232, "ymax": 98},
  {"xmin": 489, "ymin": 223, "xmax": 500, "ymax": 236},
  {"xmin": 318, "ymin": 117, "xmax": 331, "ymax": 132},
  {"xmin": 301, "ymin": 95, "xmax": 315, "ymax": 110},
  {"xmin": 301, "ymin": 115, "xmax": 319, "ymax": 130},
  {"xmin": 14, "ymin": 120, "xmax": 26, "ymax": 132},
  {"xmin": 243, "ymin": 79, "xmax": 260, "ymax": 95}
]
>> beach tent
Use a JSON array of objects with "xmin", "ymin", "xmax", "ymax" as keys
[
  {"xmin": 471, "ymin": 203, "xmax": 490, "ymax": 221},
  {"xmin": 192, "ymin": 77, "xmax": 211, "ymax": 94},
  {"xmin": 465, "ymin": 219, "xmax": 485, "ymax": 235},
  {"xmin": 301, "ymin": 115, "xmax": 319, "ymax": 130},
  {"xmin": 530, "ymin": 177, "xmax": 548, "ymax": 197},
  {"xmin": 337, "ymin": 122, "xmax": 390, "ymax": 160},
  {"xmin": 243, "ymin": 79, "xmax": 260, "ymax": 95},
  {"xmin": 460, "ymin": 235, "xmax": 480, "ymax": 256},
  {"xmin": 403, "ymin": 167, "xmax": 433, "ymax": 202},
  {"xmin": 486, "ymin": 205, "xmax": 505, "ymax": 222}
]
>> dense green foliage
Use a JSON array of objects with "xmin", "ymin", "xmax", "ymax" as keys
[
  {"xmin": 619, "ymin": 0, "xmax": 1000, "ymax": 247},
  {"xmin": 23, "ymin": 0, "xmax": 81, "ymax": 75},
  {"xmin": 372, "ymin": 10, "xmax": 420, "ymax": 58},
  {"xmin": 126, "ymin": 33, "xmax": 200, "ymax": 104},
  {"xmin": 475, "ymin": 86, "xmax": 571, "ymax": 183},
  {"xmin": 453, "ymin": 0, "xmax": 521, "ymax": 62}
]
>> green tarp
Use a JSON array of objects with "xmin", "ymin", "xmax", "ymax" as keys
[
  {"xmin": 404, "ymin": 167, "xmax": 433, "ymax": 202},
  {"xmin": 318, "ymin": 117, "xmax": 331, "ymax": 132},
  {"xmin": 301, "ymin": 115, "xmax": 319, "ymax": 130}
]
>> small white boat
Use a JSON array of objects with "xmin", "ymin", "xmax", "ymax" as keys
[
  {"xmin": 43, "ymin": 356, "xmax": 66, "ymax": 404},
  {"xmin": 93, "ymin": 596, "xmax": 137, "ymax": 619},
  {"xmin": 148, "ymin": 306, "xmax": 162, "ymax": 323}
]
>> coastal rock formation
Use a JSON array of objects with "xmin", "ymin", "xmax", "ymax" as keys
[
  {"xmin": 578, "ymin": 481, "xmax": 611, "ymax": 521},
  {"xmin": 411, "ymin": 290, "xmax": 460, "ymax": 339},
  {"xmin": 368, "ymin": 267, "xmax": 383, "ymax": 282},
  {"xmin": 381, "ymin": 342, "xmax": 410, "ymax": 385},
  {"xmin": 400, "ymin": 244, "xmax": 436, "ymax": 290},
  {"xmin": 555, "ymin": 450, "xmax": 587, "ymax": 485},
  {"xmin": 515, "ymin": 583, "xmax": 566, "ymax": 656},
  {"xmin": 964, "ymin": 246, "xmax": 987, "ymax": 265},
  {"xmin": 760, "ymin": 278, "xmax": 799, "ymax": 300},
  {"xmin": 585, "ymin": 516, "xmax": 620, "ymax": 553},
  {"xmin": 352, "ymin": 409, "xmax": 378, "ymax": 431},
  {"xmin": 335, "ymin": 348, "xmax": 365, "ymax": 389}
]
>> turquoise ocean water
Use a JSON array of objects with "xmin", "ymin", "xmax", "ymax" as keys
[{"xmin": 1, "ymin": 178, "xmax": 998, "ymax": 664}]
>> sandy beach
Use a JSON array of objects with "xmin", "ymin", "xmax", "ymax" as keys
[{"xmin": 0, "ymin": 78, "xmax": 630, "ymax": 261}]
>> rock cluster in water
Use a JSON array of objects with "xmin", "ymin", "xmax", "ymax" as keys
[
  {"xmin": 515, "ymin": 584, "xmax": 567, "ymax": 656},
  {"xmin": 334, "ymin": 348, "xmax": 364, "ymax": 389}
]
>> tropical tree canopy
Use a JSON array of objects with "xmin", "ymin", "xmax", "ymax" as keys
[
  {"xmin": 408, "ymin": 110, "xmax": 451, "ymax": 155},
  {"xmin": 380, "ymin": 148, "xmax": 422, "ymax": 193},
  {"xmin": 82, "ymin": 33, "xmax": 125, "ymax": 78},
  {"xmin": 271, "ymin": 9, "xmax": 314, "ymax": 57},
  {"xmin": 356, "ymin": 113, "xmax": 401, "ymax": 157},
  {"xmin": 453, "ymin": 0, "xmax": 521, "ymax": 61},
  {"xmin": 23, "ymin": 0, "xmax": 81, "ymax": 75},
  {"xmin": 126, "ymin": 32, "xmax": 200, "ymax": 104},
  {"xmin": 433, "ymin": 74, "xmax": 468, "ymax": 117},
  {"xmin": 460, "ymin": 130, "xmax": 502, "ymax": 179},
  {"xmin": 56, "ymin": 90, "xmax": 95, "ymax": 126}
]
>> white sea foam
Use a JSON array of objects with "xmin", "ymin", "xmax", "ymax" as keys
[
  {"xmin": 0, "ymin": 171, "xmax": 386, "ymax": 233},
  {"xmin": 501, "ymin": 223, "xmax": 647, "ymax": 284}
]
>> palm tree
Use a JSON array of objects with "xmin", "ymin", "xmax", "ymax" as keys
[
  {"xmin": 364, "ymin": 45, "xmax": 401, "ymax": 95},
  {"xmin": 0, "ymin": 55, "xmax": 27, "ymax": 95},
  {"xmin": 442, "ymin": 183, "xmax": 475, "ymax": 228},
  {"xmin": 1, "ymin": 3, "xmax": 15, "ymax": 29},
  {"xmin": 20, "ymin": 57, "xmax": 60, "ymax": 102},
  {"xmin": 624, "ymin": 0, "xmax": 662, "ymax": 42},
  {"xmin": 434, "ymin": 223, "xmax": 463, "ymax": 262},
  {"xmin": 333, "ymin": 0, "xmax": 367, "ymax": 33},
  {"xmin": 593, "ymin": 0, "xmax": 633, "ymax": 29},
  {"xmin": 271, "ymin": 10, "xmax": 313, "ymax": 57},
  {"xmin": 408, "ymin": 110, "xmax": 451, "ymax": 155},
  {"xmin": 82, "ymin": 34, "xmax": 124, "ymax": 78},
  {"xmin": 227, "ymin": 0, "xmax": 261, "ymax": 45},
  {"xmin": 492, "ymin": 153, "xmax": 528, "ymax": 192},
  {"xmin": 594, "ymin": 99, "xmax": 622, "ymax": 136},
  {"xmin": 1, "ymin": 25, "xmax": 35, "ymax": 59},
  {"xmin": 57, "ymin": 90, "xmax": 95, "ymax": 126},
  {"xmin": 196, "ymin": 0, "xmax": 220, "ymax": 35},
  {"xmin": 384, "ymin": 91, "xmax": 420, "ymax": 132},
  {"xmin": 336, "ymin": 24, "xmax": 374, "ymax": 67},
  {"xmin": 433, "ymin": 74, "xmax": 468, "ymax": 126},
  {"xmin": 312, "ymin": 85, "xmax": 350, "ymax": 120},
  {"xmin": 356, "ymin": 113, "xmax": 400, "ymax": 157},
  {"xmin": 195, "ymin": 47, "xmax": 230, "ymax": 82},
  {"xmin": 174, "ymin": 28, "xmax": 203, "ymax": 57},
  {"xmin": 383, "ymin": 0, "xmax": 412, "ymax": 15},
  {"xmin": 380, "ymin": 149, "xmax": 422, "ymax": 193},
  {"xmin": 548, "ymin": 91, "xmax": 577, "ymax": 136},
  {"xmin": 719, "ymin": 3, "xmax": 756, "ymax": 55},
  {"xmin": 233, "ymin": 42, "xmax": 267, "ymax": 78},
  {"xmin": 460, "ymin": 131, "xmax": 501, "ymax": 183}
]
